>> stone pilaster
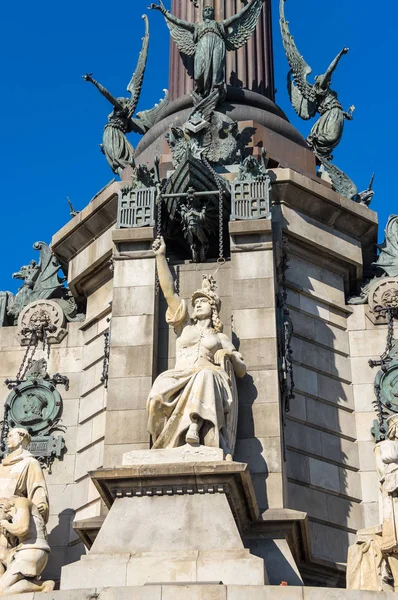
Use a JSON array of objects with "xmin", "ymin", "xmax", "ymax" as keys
[{"xmin": 103, "ymin": 228, "xmax": 158, "ymax": 467}]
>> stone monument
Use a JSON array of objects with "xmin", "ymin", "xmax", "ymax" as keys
[{"xmin": 0, "ymin": 0, "xmax": 394, "ymax": 597}]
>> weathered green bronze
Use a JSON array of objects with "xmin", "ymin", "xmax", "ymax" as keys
[
  {"xmin": 280, "ymin": 0, "xmax": 352, "ymax": 160},
  {"xmin": 150, "ymin": 0, "xmax": 264, "ymax": 98},
  {"xmin": 83, "ymin": 15, "xmax": 168, "ymax": 175},
  {"xmin": 0, "ymin": 242, "xmax": 84, "ymax": 326}
]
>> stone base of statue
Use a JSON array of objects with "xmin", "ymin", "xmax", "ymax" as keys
[{"xmin": 60, "ymin": 460, "xmax": 267, "ymax": 588}]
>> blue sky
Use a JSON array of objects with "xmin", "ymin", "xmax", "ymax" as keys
[{"xmin": 0, "ymin": 0, "xmax": 395, "ymax": 291}]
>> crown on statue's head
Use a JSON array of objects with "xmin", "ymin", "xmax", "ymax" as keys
[{"xmin": 191, "ymin": 274, "xmax": 221, "ymax": 312}]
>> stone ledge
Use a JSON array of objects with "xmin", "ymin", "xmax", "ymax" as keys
[
  {"xmin": 88, "ymin": 461, "xmax": 260, "ymax": 531},
  {"xmin": 1, "ymin": 585, "xmax": 394, "ymax": 599}
]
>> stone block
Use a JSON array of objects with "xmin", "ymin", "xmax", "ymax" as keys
[
  {"xmin": 290, "ymin": 310, "xmax": 316, "ymax": 342},
  {"xmin": 123, "ymin": 444, "xmax": 224, "ymax": 465},
  {"xmin": 309, "ymin": 520, "xmax": 352, "ymax": 564},
  {"xmin": 66, "ymin": 322, "xmax": 84, "ymax": 348},
  {"xmin": 352, "ymin": 384, "xmax": 376, "ymax": 412},
  {"xmin": 233, "ymin": 308, "xmax": 276, "ymax": 340},
  {"xmin": 112, "ymin": 285, "xmax": 155, "ymax": 317},
  {"xmin": 245, "ymin": 537, "xmax": 302, "ymax": 586},
  {"xmin": 80, "ymin": 362, "xmax": 103, "ymax": 397},
  {"xmin": 286, "ymin": 288, "xmax": 300, "ymax": 309},
  {"xmin": 309, "ymin": 457, "xmax": 340, "ymax": 492},
  {"xmin": 74, "ymin": 441, "xmax": 104, "ymax": 481},
  {"xmin": 82, "ymin": 321, "xmax": 99, "ymax": 345},
  {"xmin": 47, "ymin": 511, "xmax": 74, "ymax": 547},
  {"xmin": 0, "ymin": 326, "xmax": 20, "ymax": 348},
  {"xmin": 363, "ymin": 501, "xmax": 380, "ymax": 529},
  {"xmin": 349, "ymin": 329, "xmax": 387, "ymax": 358},
  {"xmin": 314, "ymin": 320, "xmax": 349, "ymax": 355},
  {"xmin": 304, "ymin": 589, "xmax": 387, "ymax": 599},
  {"xmin": 286, "ymin": 450, "xmax": 310, "ymax": 484},
  {"xmin": 350, "ymin": 357, "xmax": 375, "ymax": 385},
  {"xmin": 292, "ymin": 338, "xmax": 331, "ymax": 377},
  {"xmin": 86, "ymin": 279, "xmax": 113, "ymax": 322},
  {"xmin": 69, "ymin": 227, "xmax": 113, "ymax": 286},
  {"xmin": 47, "ymin": 454, "xmax": 76, "ymax": 486},
  {"xmin": 287, "ymin": 393, "xmax": 306, "ymax": 422},
  {"xmin": 75, "ymin": 499, "xmax": 102, "ymax": 521},
  {"xmin": 79, "ymin": 387, "xmax": 106, "ymax": 423},
  {"xmin": 328, "ymin": 306, "xmax": 348, "ymax": 329},
  {"xmin": 107, "ymin": 377, "xmax": 152, "ymax": 411},
  {"xmin": 236, "ymin": 370, "xmax": 279, "ymax": 406},
  {"xmin": 48, "ymin": 347, "xmax": 83, "ymax": 374},
  {"xmin": 340, "ymin": 468, "xmax": 361, "ymax": 501},
  {"xmin": 97, "ymin": 587, "xmax": 161, "ymax": 600},
  {"xmin": 288, "ymin": 255, "xmax": 345, "ymax": 304},
  {"xmin": 62, "ymin": 399, "xmax": 79, "ymax": 427},
  {"xmin": 287, "ymin": 482, "xmax": 328, "ymax": 521},
  {"xmin": 292, "ymin": 365, "xmax": 318, "ymax": 397},
  {"xmin": 317, "ymin": 374, "xmax": 354, "ymax": 409},
  {"xmin": 237, "ymin": 403, "xmax": 281, "ymax": 439},
  {"xmin": 360, "ymin": 471, "xmax": 379, "ymax": 503},
  {"xmin": 251, "ymin": 473, "xmax": 283, "ymax": 510},
  {"xmin": 110, "ymin": 315, "xmax": 154, "ymax": 347},
  {"xmin": 105, "ymin": 409, "xmax": 149, "ymax": 445},
  {"xmin": 234, "ymin": 437, "xmax": 282, "ymax": 474},
  {"xmin": 161, "ymin": 584, "xmax": 226, "ymax": 600},
  {"xmin": 126, "ymin": 554, "xmax": 196, "ymax": 586},
  {"xmin": 83, "ymin": 334, "xmax": 105, "ymax": 370},
  {"xmin": 239, "ymin": 338, "xmax": 277, "ymax": 370},
  {"xmin": 0, "ymin": 350, "xmax": 32, "ymax": 378},
  {"xmin": 356, "ymin": 412, "xmax": 376, "ymax": 442},
  {"xmin": 320, "ymin": 432, "xmax": 359, "ymax": 469},
  {"xmin": 63, "ymin": 426, "xmax": 77, "ymax": 455},
  {"xmin": 108, "ymin": 346, "xmax": 154, "ymax": 378},
  {"xmin": 104, "ymin": 443, "xmax": 150, "ymax": 467},
  {"xmin": 299, "ymin": 295, "xmax": 330, "ymax": 321},
  {"xmin": 231, "ymin": 279, "xmax": 276, "ymax": 310},
  {"xmin": 326, "ymin": 494, "xmax": 363, "ymax": 531},
  {"xmin": 195, "ymin": 552, "xmax": 264, "ymax": 586},
  {"xmin": 61, "ymin": 555, "xmax": 128, "ymax": 589},
  {"xmin": 285, "ymin": 420, "xmax": 322, "ymax": 455},
  {"xmin": 305, "ymin": 397, "xmax": 338, "ymax": 431},
  {"xmin": 358, "ymin": 441, "xmax": 377, "ymax": 472},
  {"xmin": 231, "ymin": 250, "xmax": 274, "ymax": 280},
  {"xmin": 113, "ymin": 258, "xmax": 155, "ymax": 288},
  {"xmin": 227, "ymin": 587, "xmax": 303, "ymax": 600},
  {"xmin": 347, "ymin": 305, "xmax": 366, "ymax": 331}
]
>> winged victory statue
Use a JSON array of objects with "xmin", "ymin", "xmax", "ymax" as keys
[
  {"xmin": 83, "ymin": 15, "xmax": 168, "ymax": 175},
  {"xmin": 149, "ymin": 0, "xmax": 264, "ymax": 98},
  {"xmin": 279, "ymin": 0, "xmax": 353, "ymax": 160}
]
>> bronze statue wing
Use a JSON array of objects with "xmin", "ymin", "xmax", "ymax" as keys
[
  {"xmin": 165, "ymin": 19, "xmax": 196, "ymax": 56},
  {"xmin": 224, "ymin": 0, "xmax": 264, "ymax": 51},
  {"xmin": 135, "ymin": 89, "xmax": 169, "ymax": 133},
  {"xmin": 31, "ymin": 242, "xmax": 66, "ymax": 298},
  {"xmin": 280, "ymin": 0, "xmax": 317, "ymax": 119},
  {"xmin": 374, "ymin": 215, "xmax": 398, "ymax": 277},
  {"xmin": 126, "ymin": 15, "xmax": 150, "ymax": 117}
]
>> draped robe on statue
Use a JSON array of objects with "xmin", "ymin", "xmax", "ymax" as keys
[
  {"xmin": 147, "ymin": 299, "xmax": 237, "ymax": 451},
  {"xmin": 194, "ymin": 21, "xmax": 226, "ymax": 96}
]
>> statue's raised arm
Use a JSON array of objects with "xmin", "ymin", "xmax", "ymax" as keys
[{"xmin": 152, "ymin": 237, "xmax": 181, "ymax": 316}]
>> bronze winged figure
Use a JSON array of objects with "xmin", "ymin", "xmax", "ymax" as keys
[
  {"xmin": 150, "ymin": 0, "xmax": 264, "ymax": 98},
  {"xmin": 83, "ymin": 15, "xmax": 168, "ymax": 174},
  {"xmin": 280, "ymin": 0, "xmax": 353, "ymax": 159}
]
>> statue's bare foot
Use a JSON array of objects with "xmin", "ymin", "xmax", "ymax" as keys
[{"xmin": 186, "ymin": 423, "xmax": 200, "ymax": 445}]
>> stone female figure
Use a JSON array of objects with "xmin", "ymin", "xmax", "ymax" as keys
[{"xmin": 147, "ymin": 237, "xmax": 246, "ymax": 458}]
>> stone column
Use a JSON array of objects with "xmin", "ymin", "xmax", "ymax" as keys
[
  {"xmin": 229, "ymin": 219, "xmax": 284, "ymax": 511},
  {"xmin": 103, "ymin": 228, "xmax": 158, "ymax": 466},
  {"xmin": 168, "ymin": 0, "xmax": 275, "ymax": 101}
]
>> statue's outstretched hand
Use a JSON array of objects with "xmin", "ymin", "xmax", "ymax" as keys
[
  {"xmin": 152, "ymin": 236, "xmax": 166, "ymax": 256},
  {"xmin": 342, "ymin": 47, "xmax": 349, "ymax": 54},
  {"xmin": 83, "ymin": 73, "xmax": 93, "ymax": 82},
  {"xmin": 148, "ymin": 1, "xmax": 165, "ymax": 11}
]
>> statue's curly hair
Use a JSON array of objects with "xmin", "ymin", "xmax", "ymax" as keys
[{"xmin": 210, "ymin": 302, "xmax": 223, "ymax": 333}]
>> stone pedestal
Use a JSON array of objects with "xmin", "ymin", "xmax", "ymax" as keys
[{"xmin": 61, "ymin": 461, "xmax": 267, "ymax": 589}]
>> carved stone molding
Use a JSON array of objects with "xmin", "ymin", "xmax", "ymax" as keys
[{"xmin": 16, "ymin": 299, "xmax": 67, "ymax": 346}]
